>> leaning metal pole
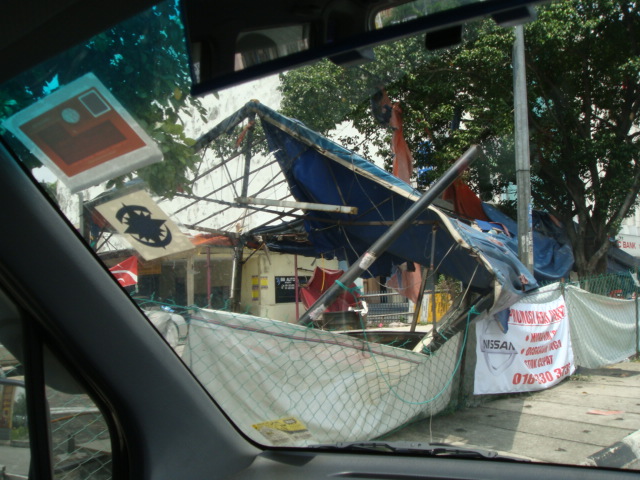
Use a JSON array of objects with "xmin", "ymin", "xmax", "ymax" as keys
[{"xmin": 298, "ymin": 145, "xmax": 482, "ymax": 326}]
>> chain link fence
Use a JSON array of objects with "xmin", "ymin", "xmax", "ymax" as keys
[
  {"xmin": 563, "ymin": 269, "xmax": 640, "ymax": 299},
  {"xmin": 183, "ymin": 307, "xmax": 468, "ymax": 446},
  {"xmin": 47, "ymin": 388, "xmax": 111, "ymax": 480}
]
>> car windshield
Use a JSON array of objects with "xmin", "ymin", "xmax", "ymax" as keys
[{"xmin": 1, "ymin": 0, "xmax": 640, "ymax": 473}]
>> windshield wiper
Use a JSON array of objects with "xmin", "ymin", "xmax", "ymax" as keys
[{"xmin": 308, "ymin": 441, "xmax": 529, "ymax": 462}]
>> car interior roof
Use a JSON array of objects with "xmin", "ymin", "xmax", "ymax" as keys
[
  {"xmin": 0, "ymin": 0, "xmax": 160, "ymax": 85},
  {"xmin": 0, "ymin": 0, "xmax": 382, "ymax": 86},
  {"xmin": 1, "ymin": 0, "xmax": 543, "ymax": 89}
]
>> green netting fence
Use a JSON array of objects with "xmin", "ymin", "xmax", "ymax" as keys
[
  {"xmin": 561, "ymin": 269, "xmax": 640, "ymax": 299},
  {"xmin": 47, "ymin": 388, "xmax": 111, "ymax": 480},
  {"xmin": 181, "ymin": 269, "xmax": 640, "ymax": 446}
]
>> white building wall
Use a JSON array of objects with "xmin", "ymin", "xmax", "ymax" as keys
[
  {"xmin": 617, "ymin": 208, "xmax": 640, "ymax": 258},
  {"xmin": 241, "ymin": 249, "xmax": 339, "ymax": 322}
]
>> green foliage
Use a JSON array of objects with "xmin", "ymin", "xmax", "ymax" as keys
[
  {"xmin": 13, "ymin": 392, "xmax": 26, "ymax": 418},
  {"xmin": 279, "ymin": 23, "xmax": 515, "ymax": 191},
  {"xmin": 279, "ymin": 0, "xmax": 640, "ymax": 276},
  {"xmin": 40, "ymin": 181, "xmax": 60, "ymax": 206},
  {"xmin": 436, "ymin": 274, "xmax": 462, "ymax": 298},
  {"xmin": 11, "ymin": 426, "xmax": 28, "ymax": 441},
  {"xmin": 525, "ymin": 0, "xmax": 640, "ymax": 273},
  {"xmin": 1, "ymin": 0, "xmax": 205, "ymax": 198}
]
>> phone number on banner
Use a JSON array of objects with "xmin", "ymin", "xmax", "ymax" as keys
[{"xmin": 512, "ymin": 363, "xmax": 572, "ymax": 385}]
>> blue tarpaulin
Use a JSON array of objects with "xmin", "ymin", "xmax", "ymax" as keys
[
  {"xmin": 481, "ymin": 203, "xmax": 574, "ymax": 283},
  {"xmin": 243, "ymin": 101, "xmax": 538, "ymax": 317}
]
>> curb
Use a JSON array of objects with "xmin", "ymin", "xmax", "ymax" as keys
[{"xmin": 583, "ymin": 430, "xmax": 640, "ymax": 468}]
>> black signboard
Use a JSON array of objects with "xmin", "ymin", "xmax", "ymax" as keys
[{"xmin": 275, "ymin": 276, "xmax": 310, "ymax": 304}]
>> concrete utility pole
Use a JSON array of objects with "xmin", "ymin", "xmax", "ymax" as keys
[{"xmin": 513, "ymin": 25, "xmax": 534, "ymax": 271}]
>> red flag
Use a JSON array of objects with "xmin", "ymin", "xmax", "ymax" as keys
[
  {"xmin": 390, "ymin": 104, "xmax": 414, "ymax": 184},
  {"xmin": 371, "ymin": 88, "xmax": 414, "ymax": 184},
  {"xmin": 109, "ymin": 256, "xmax": 138, "ymax": 287},
  {"xmin": 443, "ymin": 178, "xmax": 490, "ymax": 221},
  {"xmin": 372, "ymin": 88, "xmax": 422, "ymax": 303}
]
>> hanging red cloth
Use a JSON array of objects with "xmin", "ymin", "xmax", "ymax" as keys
[
  {"xmin": 443, "ymin": 178, "xmax": 490, "ymax": 221},
  {"xmin": 372, "ymin": 87, "xmax": 421, "ymax": 303},
  {"xmin": 372, "ymin": 88, "xmax": 414, "ymax": 184},
  {"xmin": 390, "ymin": 104, "xmax": 414, "ymax": 184},
  {"xmin": 300, "ymin": 267, "xmax": 359, "ymax": 312},
  {"xmin": 386, "ymin": 262, "xmax": 422, "ymax": 304}
]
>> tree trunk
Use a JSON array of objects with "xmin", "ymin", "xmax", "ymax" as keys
[{"xmin": 567, "ymin": 219, "xmax": 610, "ymax": 277}]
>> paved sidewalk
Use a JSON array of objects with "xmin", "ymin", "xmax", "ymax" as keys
[
  {"xmin": 383, "ymin": 360, "xmax": 640, "ymax": 468},
  {"xmin": 0, "ymin": 443, "xmax": 29, "ymax": 478}
]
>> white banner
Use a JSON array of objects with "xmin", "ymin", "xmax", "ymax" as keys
[
  {"xmin": 474, "ymin": 295, "xmax": 575, "ymax": 394},
  {"xmin": 564, "ymin": 285, "xmax": 638, "ymax": 368}
]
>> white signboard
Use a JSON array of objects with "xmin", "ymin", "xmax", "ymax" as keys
[
  {"xmin": 615, "ymin": 234, "xmax": 640, "ymax": 258},
  {"xmin": 474, "ymin": 296, "xmax": 575, "ymax": 395},
  {"xmin": 95, "ymin": 189, "xmax": 195, "ymax": 261}
]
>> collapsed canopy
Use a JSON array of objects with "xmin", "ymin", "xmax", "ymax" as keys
[{"xmin": 215, "ymin": 101, "xmax": 540, "ymax": 317}]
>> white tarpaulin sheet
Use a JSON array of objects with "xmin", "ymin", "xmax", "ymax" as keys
[
  {"xmin": 564, "ymin": 285, "xmax": 638, "ymax": 368},
  {"xmin": 474, "ymin": 284, "xmax": 575, "ymax": 395},
  {"xmin": 183, "ymin": 309, "xmax": 462, "ymax": 446}
]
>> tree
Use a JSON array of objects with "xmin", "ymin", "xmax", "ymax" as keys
[
  {"xmin": 279, "ymin": 0, "xmax": 640, "ymax": 277},
  {"xmin": 0, "ymin": 0, "xmax": 205, "ymax": 198},
  {"xmin": 525, "ymin": 0, "xmax": 640, "ymax": 275}
]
